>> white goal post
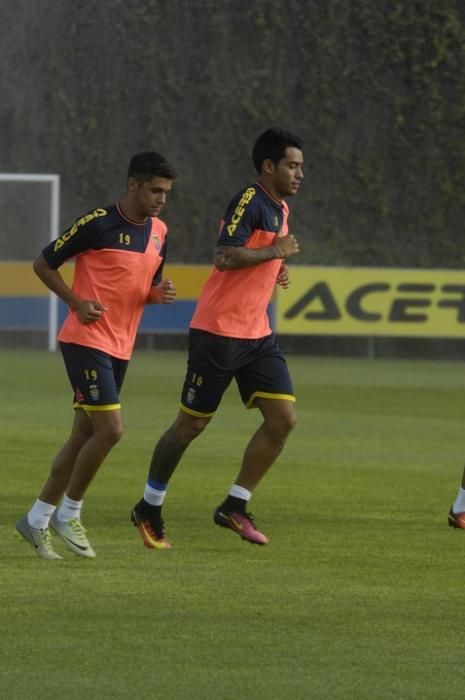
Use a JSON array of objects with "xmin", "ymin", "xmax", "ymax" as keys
[{"xmin": 0, "ymin": 173, "xmax": 60, "ymax": 351}]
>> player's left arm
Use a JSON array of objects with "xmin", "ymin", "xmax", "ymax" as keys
[
  {"xmin": 276, "ymin": 263, "xmax": 291, "ymax": 289},
  {"xmin": 214, "ymin": 234, "xmax": 299, "ymax": 270},
  {"xmin": 214, "ymin": 190, "xmax": 299, "ymax": 270},
  {"xmin": 145, "ymin": 237, "xmax": 177, "ymax": 304},
  {"xmin": 146, "ymin": 279, "xmax": 176, "ymax": 304}
]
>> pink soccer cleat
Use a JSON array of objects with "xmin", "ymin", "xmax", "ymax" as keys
[{"xmin": 213, "ymin": 507, "xmax": 269, "ymax": 545}]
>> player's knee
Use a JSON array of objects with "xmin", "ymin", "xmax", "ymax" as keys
[
  {"xmin": 279, "ymin": 412, "xmax": 297, "ymax": 437},
  {"xmin": 181, "ymin": 418, "xmax": 208, "ymax": 442},
  {"xmin": 99, "ymin": 425, "xmax": 124, "ymax": 447},
  {"xmin": 286, "ymin": 410, "xmax": 298, "ymax": 432},
  {"xmin": 174, "ymin": 413, "xmax": 210, "ymax": 443},
  {"xmin": 267, "ymin": 410, "xmax": 297, "ymax": 440},
  {"xmin": 92, "ymin": 409, "xmax": 124, "ymax": 447}
]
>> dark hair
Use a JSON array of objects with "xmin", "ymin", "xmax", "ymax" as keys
[
  {"xmin": 128, "ymin": 151, "xmax": 177, "ymax": 181},
  {"xmin": 252, "ymin": 128, "xmax": 303, "ymax": 173}
]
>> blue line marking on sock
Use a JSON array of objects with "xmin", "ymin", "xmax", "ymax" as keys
[{"xmin": 147, "ymin": 479, "xmax": 167, "ymax": 491}]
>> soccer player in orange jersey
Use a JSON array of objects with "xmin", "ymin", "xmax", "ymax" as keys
[
  {"xmin": 132, "ymin": 128, "xmax": 304, "ymax": 548},
  {"xmin": 15, "ymin": 152, "xmax": 177, "ymax": 559}
]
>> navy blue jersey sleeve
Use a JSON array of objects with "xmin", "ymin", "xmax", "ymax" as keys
[
  {"xmin": 217, "ymin": 186, "xmax": 259, "ymax": 247},
  {"xmin": 41, "ymin": 208, "xmax": 108, "ymax": 269},
  {"xmin": 152, "ymin": 238, "xmax": 168, "ymax": 286}
]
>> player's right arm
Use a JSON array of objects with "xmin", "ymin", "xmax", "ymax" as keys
[
  {"xmin": 34, "ymin": 210, "xmax": 108, "ymax": 324},
  {"xmin": 33, "ymin": 254, "xmax": 107, "ymax": 324}
]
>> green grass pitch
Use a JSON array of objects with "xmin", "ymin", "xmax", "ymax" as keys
[{"xmin": 1, "ymin": 348, "xmax": 465, "ymax": 699}]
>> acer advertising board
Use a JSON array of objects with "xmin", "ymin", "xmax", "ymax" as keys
[{"xmin": 276, "ymin": 267, "xmax": 465, "ymax": 338}]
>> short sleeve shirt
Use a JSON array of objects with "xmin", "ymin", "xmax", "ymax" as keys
[
  {"xmin": 190, "ymin": 182, "xmax": 288, "ymax": 339},
  {"xmin": 42, "ymin": 203, "xmax": 168, "ymax": 359}
]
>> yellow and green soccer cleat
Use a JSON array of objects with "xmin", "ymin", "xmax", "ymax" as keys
[
  {"xmin": 15, "ymin": 515, "xmax": 62, "ymax": 560},
  {"xmin": 50, "ymin": 513, "xmax": 96, "ymax": 558}
]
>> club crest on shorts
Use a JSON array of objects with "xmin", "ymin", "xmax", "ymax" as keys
[
  {"xmin": 89, "ymin": 384, "xmax": 100, "ymax": 401},
  {"xmin": 186, "ymin": 387, "xmax": 196, "ymax": 404}
]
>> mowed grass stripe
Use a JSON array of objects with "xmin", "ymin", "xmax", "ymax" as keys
[{"xmin": 1, "ymin": 350, "xmax": 464, "ymax": 699}]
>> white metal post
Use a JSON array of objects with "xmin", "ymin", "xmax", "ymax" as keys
[{"xmin": 48, "ymin": 175, "xmax": 60, "ymax": 351}]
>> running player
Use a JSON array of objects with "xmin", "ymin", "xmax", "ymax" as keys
[
  {"xmin": 16, "ymin": 152, "xmax": 177, "ymax": 559},
  {"xmin": 449, "ymin": 472, "xmax": 465, "ymax": 529},
  {"xmin": 131, "ymin": 127, "xmax": 304, "ymax": 549}
]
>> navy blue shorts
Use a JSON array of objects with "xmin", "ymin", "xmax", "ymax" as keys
[
  {"xmin": 180, "ymin": 329, "xmax": 295, "ymax": 417},
  {"xmin": 60, "ymin": 342, "xmax": 128, "ymax": 411}
]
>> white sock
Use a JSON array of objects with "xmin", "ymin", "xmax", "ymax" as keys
[
  {"xmin": 144, "ymin": 482, "xmax": 167, "ymax": 507},
  {"xmin": 228, "ymin": 484, "xmax": 252, "ymax": 502},
  {"xmin": 453, "ymin": 487, "xmax": 465, "ymax": 514},
  {"xmin": 28, "ymin": 499, "xmax": 56, "ymax": 530},
  {"xmin": 57, "ymin": 495, "xmax": 83, "ymax": 522}
]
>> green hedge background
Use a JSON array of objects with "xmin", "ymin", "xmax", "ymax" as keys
[{"xmin": 1, "ymin": 0, "xmax": 465, "ymax": 267}]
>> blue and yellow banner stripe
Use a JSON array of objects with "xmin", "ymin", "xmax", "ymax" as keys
[
  {"xmin": 5, "ymin": 263, "xmax": 465, "ymax": 338},
  {"xmin": 0, "ymin": 262, "xmax": 210, "ymax": 298},
  {"xmin": 0, "ymin": 262, "xmax": 212, "ymax": 331}
]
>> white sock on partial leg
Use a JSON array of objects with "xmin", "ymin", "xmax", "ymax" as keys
[
  {"xmin": 27, "ymin": 499, "xmax": 56, "ymax": 530},
  {"xmin": 57, "ymin": 495, "xmax": 83, "ymax": 522},
  {"xmin": 453, "ymin": 487, "xmax": 465, "ymax": 514},
  {"xmin": 144, "ymin": 482, "xmax": 167, "ymax": 507},
  {"xmin": 228, "ymin": 485, "xmax": 252, "ymax": 502}
]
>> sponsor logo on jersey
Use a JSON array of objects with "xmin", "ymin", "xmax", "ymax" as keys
[
  {"xmin": 54, "ymin": 209, "xmax": 107, "ymax": 251},
  {"xmin": 227, "ymin": 187, "xmax": 256, "ymax": 236}
]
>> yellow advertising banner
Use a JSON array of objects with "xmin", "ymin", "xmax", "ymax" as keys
[
  {"xmin": 276, "ymin": 266, "xmax": 465, "ymax": 338},
  {"xmin": 0, "ymin": 262, "xmax": 210, "ymax": 298}
]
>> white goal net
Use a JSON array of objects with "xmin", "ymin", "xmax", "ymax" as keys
[{"xmin": 0, "ymin": 173, "xmax": 60, "ymax": 350}]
